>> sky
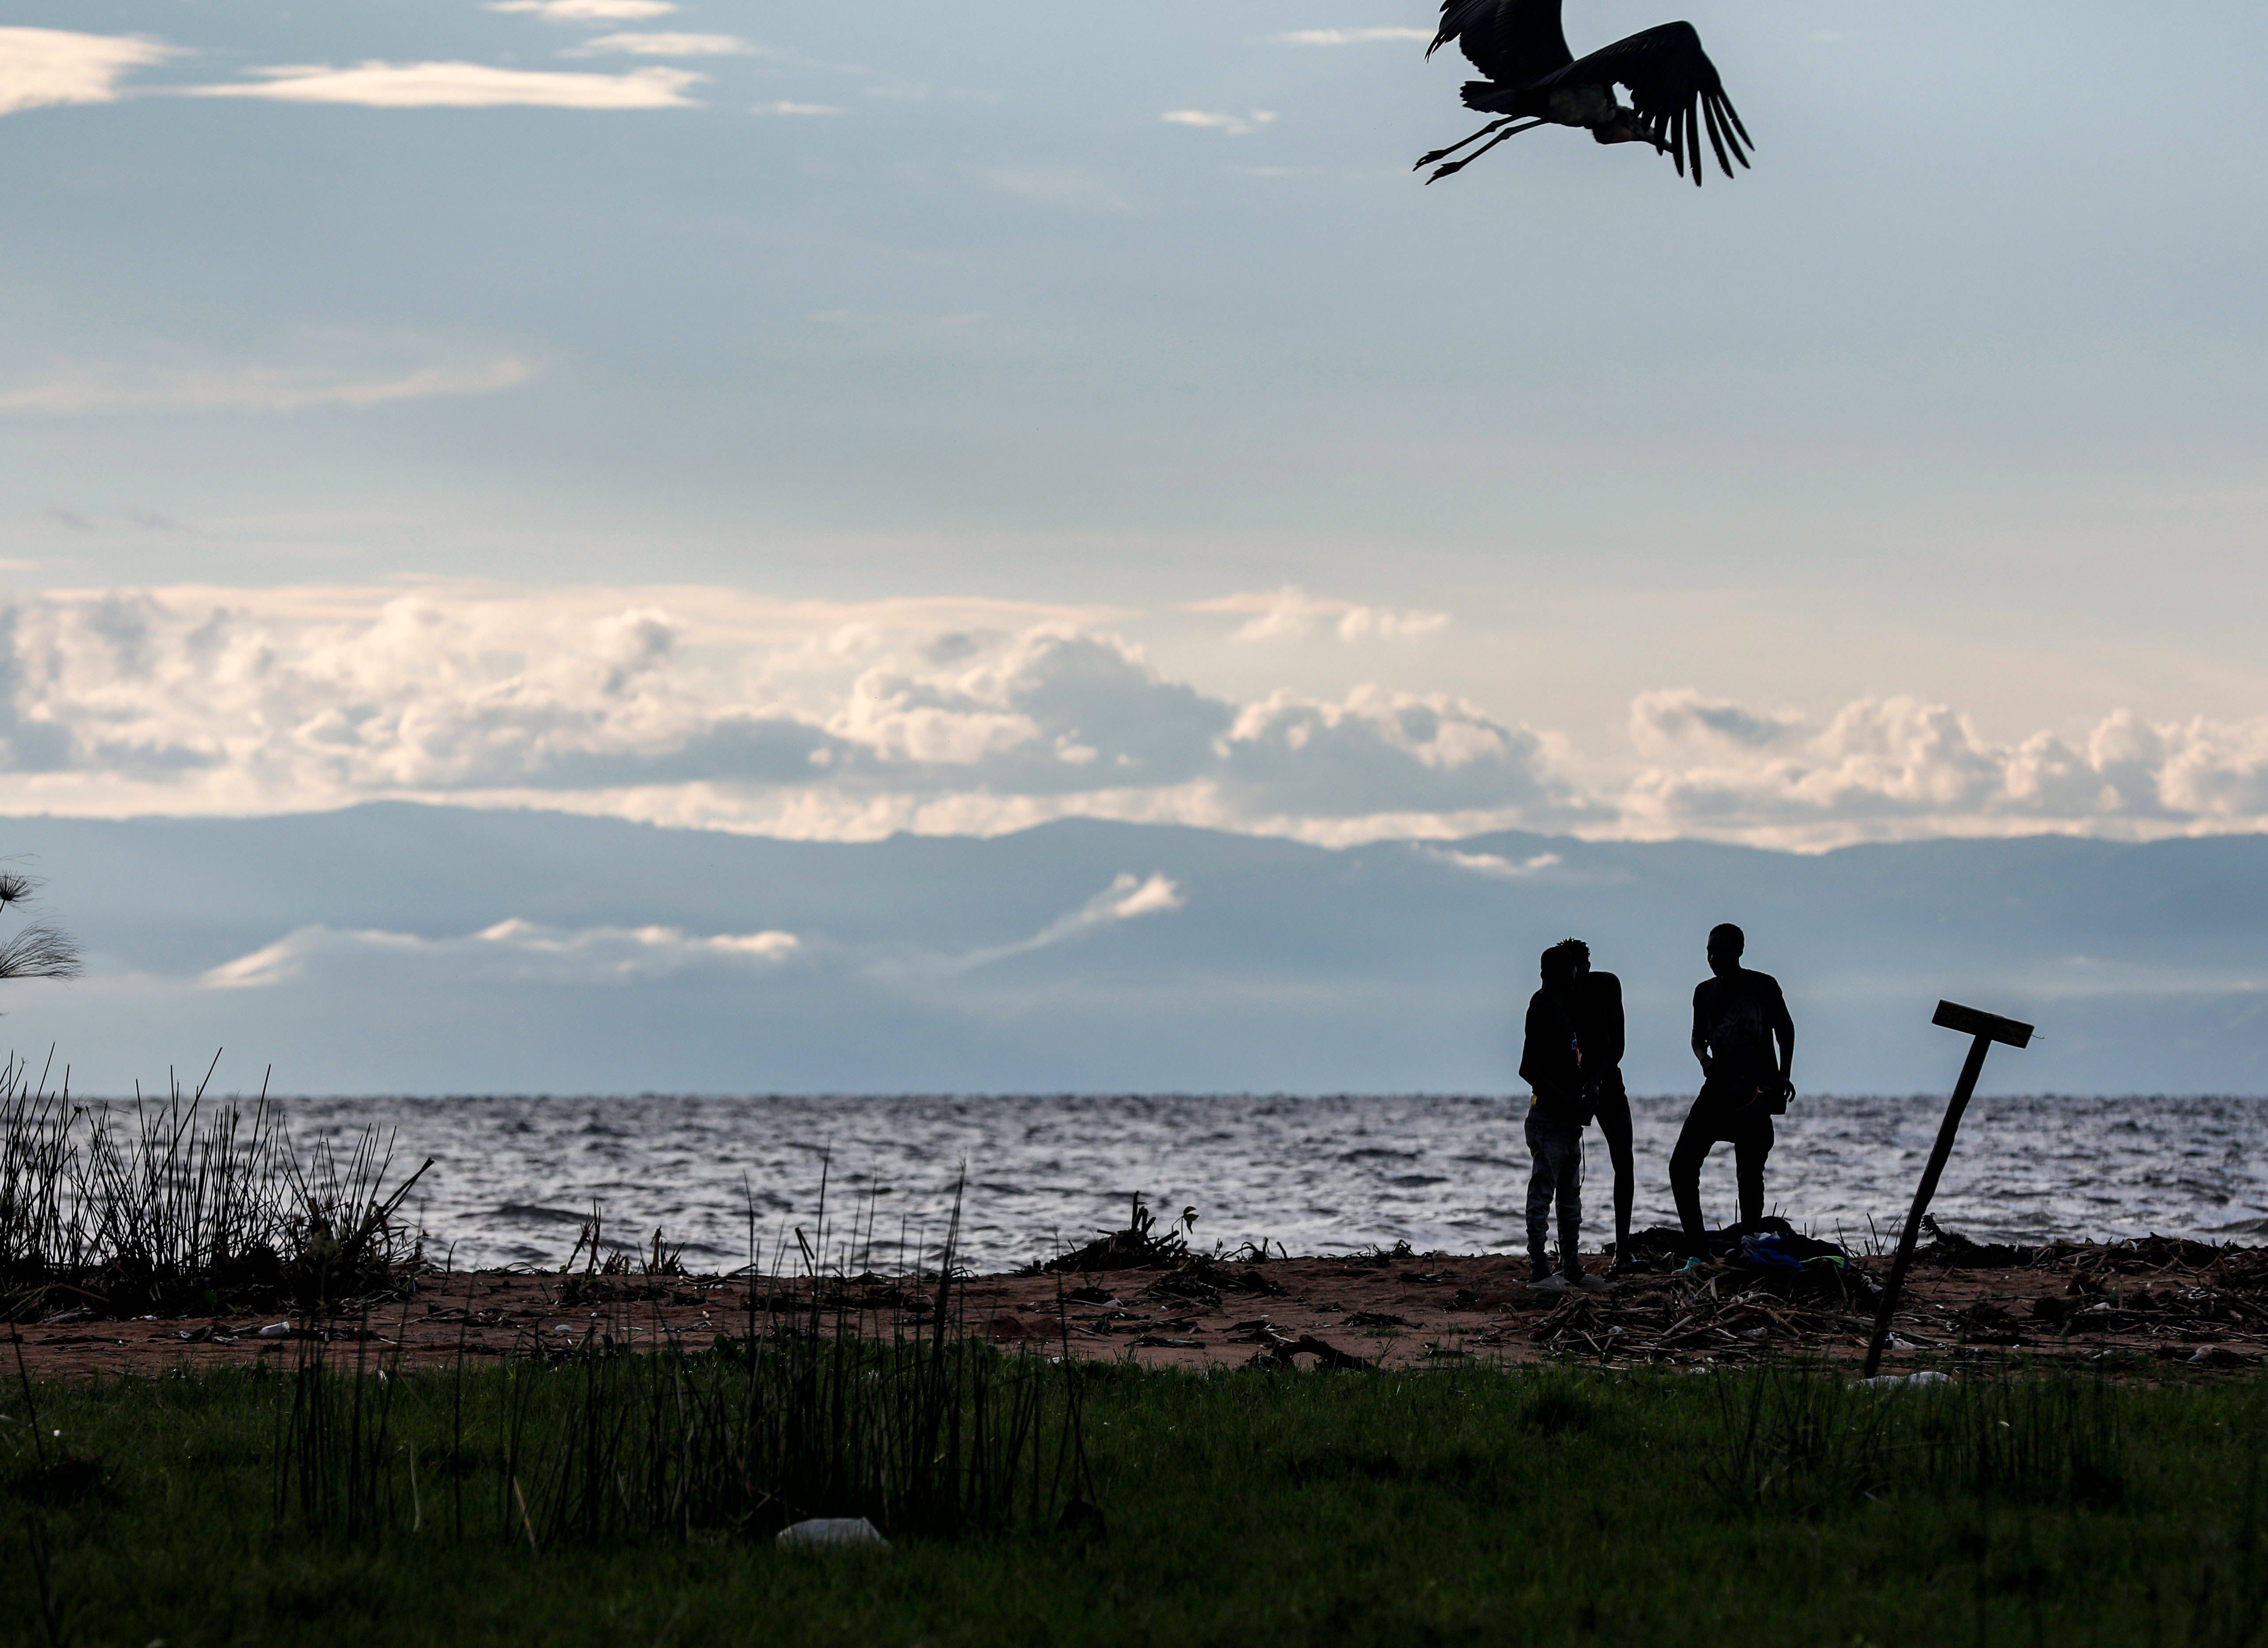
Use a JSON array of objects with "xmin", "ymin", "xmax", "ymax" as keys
[{"xmin": 1, "ymin": 0, "xmax": 2265, "ymax": 852}]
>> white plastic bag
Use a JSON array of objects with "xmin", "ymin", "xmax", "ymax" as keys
[{"xmin": 776, "ymin": 1518, "xmax": 890, "ymax": 1549}]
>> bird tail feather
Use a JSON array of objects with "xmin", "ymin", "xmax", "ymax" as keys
[{"xmin": 1459, "ymin": 80, "xmax": 1524, "ymax": 113}]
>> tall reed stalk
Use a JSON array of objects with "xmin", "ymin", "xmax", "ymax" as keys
[
  {"xmin": 273, "ymin": 1177, "xmax": 1098, "ymax": 1546},
  {"xmin": 0, "ymin": 1051, "xmax": 426, "ymax": 1319}
]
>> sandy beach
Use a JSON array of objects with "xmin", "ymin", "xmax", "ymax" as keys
[{"xmin": 15, "ymin": 1229, "xmax": 2265, "ymax": 1381}]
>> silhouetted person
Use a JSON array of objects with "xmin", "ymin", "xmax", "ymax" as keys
[
  {"xmin": 1561, "ymin": 940, "xmax": 1635, "ymax": 1269},
  {"xmin": 1669, "ymin": 923, "xmax": 1794, "ymax": 1248},
  {"xmin": 1519, "ymin": 940, "xmax": 1607, "ymax": 1291}
]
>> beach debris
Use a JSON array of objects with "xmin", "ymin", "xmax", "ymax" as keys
[
  {"xmin": 1241, "ymin": 1326, "xmax": 1373, "ymax": 1372},
  {"xmin": 777, "ymin": 1517, "xmax": 889, "ymax": 1549},
  {"xmin": 255, "ymin": 1321, "xmax": 291, "ymax": 1337},
  {"xmin": 1028, "ymin": 1194, "xmax": 1191, "ymax": 1274},
  {"xmin": 1913, "ymin": 1214, "xmax": 2035, "ymax": 1269},
  {"xmin": 1854, "ymin": 1370, "xmax": 1951, "ymax": 1389}
]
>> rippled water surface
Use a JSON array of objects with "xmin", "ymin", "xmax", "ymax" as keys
[{"xmin": 274, "ymin": 1094, "xmax": 2268, "ymax": 1273}]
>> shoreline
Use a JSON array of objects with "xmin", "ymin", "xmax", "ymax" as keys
[{"xmin": 13, "ymin": 1229, "xmax": 2265, "ymax": 1381}]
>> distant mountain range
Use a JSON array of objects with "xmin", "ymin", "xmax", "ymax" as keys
[{"xmin": 3, "ymin": 804, "xmax": 2263, "ymax": 1096}]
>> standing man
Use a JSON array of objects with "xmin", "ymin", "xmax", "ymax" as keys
[
  {"xmin": 1669, "ymin": 923, "xmax": 1795, "ymax": 1249},
  {"xmin": 1563, "ymin": 941, "xmax": 1636, "ymax": 1271},
  {"xmin": 1519, "ymin": 940, "xmax": 1607, "ymax": 1291}
]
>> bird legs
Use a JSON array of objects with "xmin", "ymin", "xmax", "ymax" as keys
[{"xmin": 1414, "ymin": 116, "xmax": 1546, "ymax": 183}]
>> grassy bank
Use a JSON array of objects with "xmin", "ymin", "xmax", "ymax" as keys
[{"xmin": 9, "ymin": 1355, "xmax": 2268, "ymax": 1648}]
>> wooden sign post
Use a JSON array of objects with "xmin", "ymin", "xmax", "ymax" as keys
[{"xmin": 1860, "ymin": 1000, "xmax": 2035, "ymax": 1379}]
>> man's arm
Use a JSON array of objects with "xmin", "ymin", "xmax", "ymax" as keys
[
  {"xmin": 1769, "ymin": 980, "xmax": 1795, "ymax": 1090},
  {"xmin": 1520, "ymin": 995, "xmax": 1579, "ymax": 1108},
  {"xmin": 1691, "ymin": 983, "xmax": 1711, "ymax": 1076},
  {"xmin": 1518, "ymin": 995, "xmax": 1549, "ymax": 1093},
  {"xmin": 1592, "ymin": 973, "xmax": 1625, "ymax": 1072}
]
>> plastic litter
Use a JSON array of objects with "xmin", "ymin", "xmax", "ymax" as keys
[
  {"xmin": 776, "ymin": 1517, "xmax": 889, "ymax": 1549},
  {"xmin": 1854, "ymin": 1370, "xmax": 1951, "ymax": 1389},
  {"xmin": 256, "ymin": 1322, "xmax": 291, "ymax": 1338}
]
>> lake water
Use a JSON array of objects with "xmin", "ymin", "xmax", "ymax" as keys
[{"xmin": 271, "ymin": 1092, "xmax": 2268, "ymax": 1273}]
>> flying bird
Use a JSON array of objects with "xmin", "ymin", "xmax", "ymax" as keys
[{"xmin": 1417, "ymin": 1, "xmax": 1750, "ymax": 186}]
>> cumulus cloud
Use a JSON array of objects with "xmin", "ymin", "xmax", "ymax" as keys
[
  {"xmin": 204, "ymin": 918, "xmax": 798, "ymax": 989},
  {"xmin": 6, "ymin": 585, "xmax": 2266, "ymax": 851},
  {"xmin": 489, "ymin": 0, "xmax": 678, "ymax": 19},
  {"xmin": 1190, "ymin": 587, "xmax": 1448, "ymax": 643},
  {"xmin": 1623, "ymin": 691, "xmax": 2268, "ymax": 846},
  {"xmin": 564, "ymin": 33, "xmax": 757, "ymax": 58},
  {"xmin": 181, "ymin": 62, "xmax": 703, "ymax": 110},
  {"xmin": 1218, "ymin": 686, "xmax": 1577, "ymax": 824},
  {"xmin": 1270, "ymin": 27, "xmax": 1432, "ymax": 45},
  {"xmin": 1162, "ymin": 109, "xmax": 1277, "ymax": 136},
  {"xmin": 0, "ymin": 27, "xmax": 176, "ymax": 117},
  {"xmin": 1629, "ymin": 688, "xmax": 1801, "ymax": 754},
  {"xmin": 0, "ymin": 587, "xmax": 1588, "ymax": 844}
]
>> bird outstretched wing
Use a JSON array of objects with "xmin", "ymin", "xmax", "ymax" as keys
[
  {"xmin": 1544, "ymin": 22, "xmax": 1751, "ymax": 183},
  {"xmin": 1427, "ymin": 0, "xmax": 1573, "ymax": 87}
]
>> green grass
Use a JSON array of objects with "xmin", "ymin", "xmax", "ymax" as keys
[{"xmin": 9, "ymin": 1355, "xmax": 2268, "ymax": 1647}]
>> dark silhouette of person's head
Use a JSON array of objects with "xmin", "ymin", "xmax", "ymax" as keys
[
  {"xmin": 1540, "ymin": 938, "xmax": 1587, "ymax": 990},
  {"xmin": 1707, "ymin": 922, "xmax": 1744, "ymax": 978}
]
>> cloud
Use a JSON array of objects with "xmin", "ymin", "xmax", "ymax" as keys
[
  {"xmin": 565, "ymin": 33, "xmax": 757, "ymax": 58},
  {"xmin": 0, "ymin": 587, "xmax": 1582, "ymax": 843},
  {"xmin": 1422, "ymin": 848, "xmax": 1565, "ymax": 879},
  {"xmin": 1621, "ymin": 692, "xmax": 2268, "ymax": 846},
  {"xmin": 944, "ymin": 872, "xmax": 1184, "ymax": 973},
  {"xmin": 1217, "ymin": 686, "xmax": 1579, "ymax": 822},
  {"xmin": 1161, "ymin": 109, "xmax": 1277, "ymax": 137},
  {"xmin": 8, "ymin": 585, "xmax": 2268, "ymax": 851},
  {"xmin": 0, "ymin": 342, "xmax": 532, "ymax": 414},
  {"xmin": 0, "ymin": 27, "xmax": 177, "ymax": 117},
  {"xmin": 488, "ymin": 0, "xmax": 678, "ymax": 19},
  {"xmin": 1190, "ymin": 587, "xmax": 1448, "ymax": 643},
  {"xmin": 1629, "ymin": 688, "xmax": 1801, "ymax": 754},
  {"xmin": 1270, "ymin": 28, "xmax": 1432, "ymax": 45},
  {"xmin": 205, "ymin": 918, "xmax": 798, "ymax": 989},
  {"xmin": 755, "ymin": 101, "xmax": 842, "ymax": 117},
  {"xmin": 180, "ymin": 62, "xmax": 703, "ymax": 110}
]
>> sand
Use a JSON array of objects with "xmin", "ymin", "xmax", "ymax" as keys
[{"xmin": 11, "ymin": 1233, "xmax": 2265, "ymax": 1381}]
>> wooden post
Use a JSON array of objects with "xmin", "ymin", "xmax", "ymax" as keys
[{"xmin": 1860, "ymin": 1001, "xmax": 2034, "ymax": 1379}]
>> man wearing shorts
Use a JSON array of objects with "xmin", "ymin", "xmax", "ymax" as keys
[
  {"xmin": 1669, "ymin": 923, "xmax": 1795, "ymax": 1248},
  {"xmin": 1562, "ymin": 940, "xmax": 1636, "ymax": 1271}
]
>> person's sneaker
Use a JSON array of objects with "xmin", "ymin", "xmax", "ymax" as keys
[{"xmin": 1525, "ymin": 1273, "xmax": 1571, "ymax": 1293}]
